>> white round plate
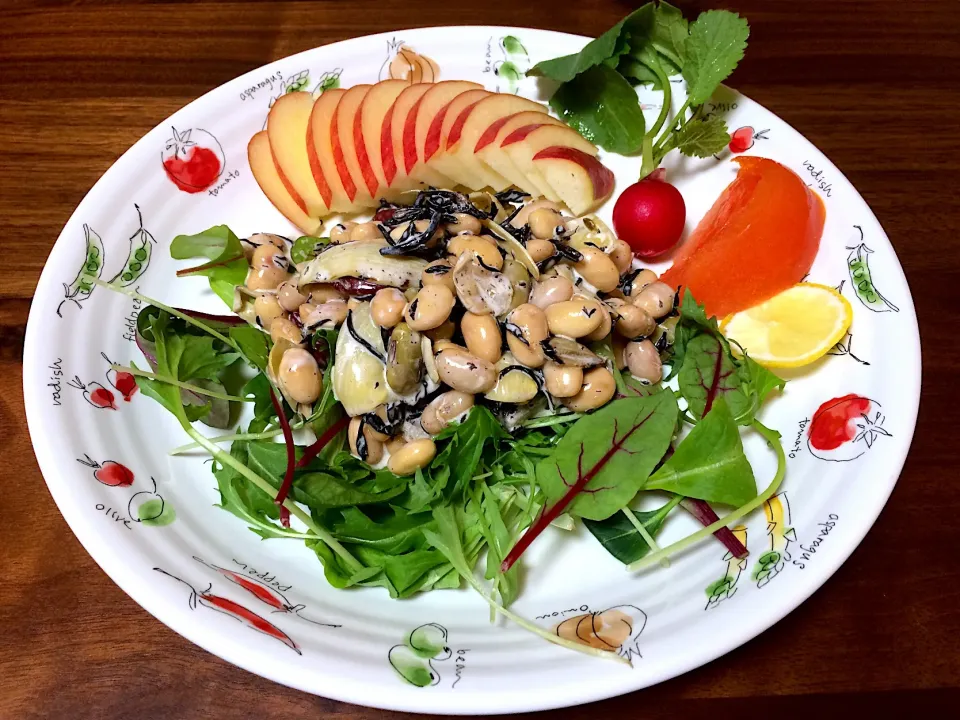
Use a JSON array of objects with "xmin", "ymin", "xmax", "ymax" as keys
[{"xmin": 23, "ymin": 27, "xmax": 920, "ymax": 714}]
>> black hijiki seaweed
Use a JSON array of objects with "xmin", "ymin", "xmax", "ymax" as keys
[{"xmin": 345, "ymin": 310, "xmax": 386, "ymax": 363}]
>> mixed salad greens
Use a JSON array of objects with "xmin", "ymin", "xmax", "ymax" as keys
[{"xmin": 91, "ymin": 4, "xmax": 791, "ymax": 661}]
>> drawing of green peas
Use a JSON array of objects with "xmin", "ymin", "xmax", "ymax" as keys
[
  {"xmin": 846, "ymin": 226, "xmax": 899, "ymax": 313},
  {"xmin": 58, "ymin": 223, "xmax": 105, "ymax": 317},
  {"xmin": 110, "ymin": 204, "xmax": 155, "ymax": 287}
]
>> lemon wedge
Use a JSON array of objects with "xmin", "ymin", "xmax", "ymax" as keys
[{"xmin": 720, "ymin": 283, "xmax": 853, "ymax": 368}]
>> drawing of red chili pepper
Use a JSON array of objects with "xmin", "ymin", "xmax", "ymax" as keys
[
  {"xmin": 154, "ymin": 568, "xmax": 301, "ymax": 654},
  {"xmin": 77, "ymin": 454, "xmax": 134, "ymax": 487},
  {"xmin": 101, "ymin": 352, "xmax": 138, "ymax": 401},
  {"xmin": 67, "ymin": 375, "xmax": 117, "ymax": 410},
  {"xmin": 192, "ymin": 556, "xmax": 340, "ymax": 627}
]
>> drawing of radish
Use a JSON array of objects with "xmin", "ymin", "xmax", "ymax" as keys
[
  {"xmin": 154, "ymin": 568, "xmax": 300, "ymax": 654},
  {"xmin": 66, "ymin": 375, "xmax": 116, "ymax": 410},
  {"xmin": 807, "ymin": 394, "xmax": 891, "ymax": 462},
  {"xmin": 192, "ymin": 556, "xmax": 340, "ymax": 627},
  {"xmin": 101, "ymin": 352, "xmax": 138, "ymax": 401},
  {"xmin": 728, "ymin": 126, "xmax": 769, "ymax": 153},
  {"xmin": 161, "ymin": 127, "xmax": 224, "ymax": 193},
  {"xmin": 128, "ymin": 477, "xmax": 176, "ymax": 526},
  {"xmin": 76, "ymin": 454, "xmax": 134, "ymax": 487}
]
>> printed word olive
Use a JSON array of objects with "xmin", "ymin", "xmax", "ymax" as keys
[
  {"xmin": 545, "ymin": 299, "xmax": 604, "ymax": 338},
  {"xmin": 447, "ymin": 234, "xmax": 503, "ymax": 270},
  {"xmin": 278, "ymin": 347, "xmax": 322, "ymax": 404},
  {"xmin": 370, "ymin": 287, "xmax": 407, "ymax": 329},
  {"xmin": 277, "ymin": 281, "xmax": 308, "ymax": 312},
  {"xmin": 254, "ymin": 294, "xmax": 285, "ymax": 330},
  {"xmin": 573, "ymin": 246, "xmax": 620, "ymax": 293},
  {"xmin": 529, "ymin": 276, "xmax": 574, "ymax": 310},
  {"xmin": 505, "ymin": 303, "xmax": 549, "ymax": 368},
  {"xmin": 348, "ymin": 416, "xmax": 384, "ymax": 465},
  {"xmin": 529, "ymin": 208, "xmax": 564, "ymax": 240},
  {"xmin": 388, "ymin": 438, "xmax": 437, "ymax": 476},
  {"xmin": 633, "ymin": 281, "xmax": 676, "ymax": 319},
  {"xmin": 404, "ymin": 284, "xmax": 455, "ymax": 331},
  {"xmin": 562, "ymin": 367, "xmax": 616, "ymax": 412},
  {"xmin": 624, "ymin": 339, "xmax": 663, "ymax": 384},
  {"xmin": 543, "ymin": 362, "xmax": 583, "ymax": 398},
  {"xmin": 434, "ymin": 347, "xmax": 496, "ymax": 393},
  {"xmin": 461, "ymin": 312, "xmax": 503, "ymax": 364},
  {"xmin": 420, "ymin": 391, "xmax": 475, "ymax": 435}
]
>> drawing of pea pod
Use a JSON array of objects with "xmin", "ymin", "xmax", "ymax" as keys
[
  {"xmin": 57, "ymin": 223, "xmax": 105, "ymax": 317},
  {"xmin": 109, "ymin": 204, "xmax": 155, "ymax": 287},
  {"xmin": 846, "ymin": 226, "xmax": 899, "ymax": 313}
]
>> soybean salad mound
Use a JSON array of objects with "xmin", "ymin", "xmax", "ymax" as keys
[{"xmin": 105, "ymin": 188, "xmax": 787, "ymax": 661}]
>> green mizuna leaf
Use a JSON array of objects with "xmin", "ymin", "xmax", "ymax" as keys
[
  {"xmin": 645, "ymin": 398, "xmax": 756, "ymax": 506},
  {"xmin": 681, "ymin": 10, "xmax": 749, "ymax": 106}
]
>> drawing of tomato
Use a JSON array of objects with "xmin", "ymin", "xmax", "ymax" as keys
[
  {"xmin": 807, "ymin": 394, "xmax": 891, "ymax": 461},
  {"xmin": 161, "ymin": 127, "xmax": 224, "ymax": 193}
]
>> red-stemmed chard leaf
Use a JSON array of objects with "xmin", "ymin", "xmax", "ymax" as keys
[
  {"xmin": 269, "ymin": 387, "xmax": 296, "ymax": 527},
  {"xmin": 680, "ymin": 498, "xmax": 748, "ymax": 557},
  {"xmin": 502, "ymin": 393, "xmax": 678, "ymax": 571},
  {"xmin": 176, "ymin": 253, "xmax": 247, "ymax": 277},
  {"xmin": 678, "ymin": 333, "xmax": 743, "ymax": 420},
  {"xmin": 296, "ymin": 415, "xmax": 350, "ymax": 469}
]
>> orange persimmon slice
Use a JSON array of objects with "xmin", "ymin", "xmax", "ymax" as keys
[{"xmin": 661, "ymin": 156, "xmax": 825, "ymax": 318}]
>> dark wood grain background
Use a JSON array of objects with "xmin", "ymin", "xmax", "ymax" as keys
[{"xmin": 2, "ymin": 1, "xmax": 958, "ymax": 717}]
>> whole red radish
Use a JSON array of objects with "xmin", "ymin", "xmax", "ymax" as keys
[{"xmin": 612, "ymin": 178, "xmax": 686, "ymax": 260}]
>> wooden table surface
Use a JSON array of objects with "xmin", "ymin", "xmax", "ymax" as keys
[{"xmin": 2, "ymin": 0, "xmax": 958, "ymax": 716}]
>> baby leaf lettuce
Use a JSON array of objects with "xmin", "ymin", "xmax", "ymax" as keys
[
  {"xmin": 645, "ymin": 398, "xmax": 756, "ymax": 506},
  {"xmin": 170, "ymin": 225, "xmax": 249, "ymax": 306},
  {"xmin": 583, "ymin": 497, "xmax": 681, "ymax": 564}
]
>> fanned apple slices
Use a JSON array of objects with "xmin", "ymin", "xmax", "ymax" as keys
[{"xmin": 250, "ymin": 79, "xmax": 615, "ymax": 232}]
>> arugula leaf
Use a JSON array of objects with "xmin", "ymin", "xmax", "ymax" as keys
[
  {"xmin": 681, "ymin": 10, "xmax": 749, "ymax": 106},
  {"xmin": 229, "ymin": 325, "xmax": 270, "ymax": 371},
  {"xmin": 646, "ymin": 398, "xmax": 757, "ymax": 506},
  {"xmin": 291, "ymin": 235, "xmax": 330, "ymax": 264},
  {"xmin": 328, "ymin": 507, "xmax": 436, "ymax": 554},
  {"xmin": 170, "ymin": 226, "xmax": 249, "ymax": 307},
  {"xmin": 213, "ymin": 440, "xmax": 289, "ymax": 538},
  {"xmin": 583, "ymin": 499, "xmax": 680, "ymax": 564},
  {"xmin": 527, "ymin": 5, "xmax": 654, "ymax": 82},
  {"xmin": 353, "ymin": 545, "xmax": 452, "ymax": 598},
  {"xmin": 550, "ymin": 65, "xmax": 647, "ymax": 154},
  {"xmin": 307, "ymin": 538, "xmax": 391, "ymax": 592},
  {"xmin": 672, "ymin": 114, "xmax": 730, "ymax": 157},
  {"xmin": 537, "ymin": 393, "xmax": 679, "ymax": 522}
]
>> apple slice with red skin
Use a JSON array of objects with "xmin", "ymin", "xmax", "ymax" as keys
[
  {"xmin": 439, "ymin": 94, "xmax": 549, "ymax": 191},
  {"xmin": 331, "ymin": 84, "xmax": 375, "ymax": 207},
  {"xmin": 474, "ymin": 110, "xmax": 565, "ymax": 197},
  {"xmin": 355, "ymin": 79, "xmax": 409, "ymax": 199},
  {"xmin": 501, "ymin": 123, "xmax": 600, "ymax": 202},
  {"xmin": 308, "ymin": 88, "xmax": 361, "ymax": 213},
  {"xmin": 531, "ymin": 146, "xmax": 615, "ymax": 215},
  {"xmin": 404, "ymin": 80, "xmax": 481, "ymax": 188},
  {"xmin": 248, "ymin": 131, "xmax": 321, "ymax": 234},
  {"xmin": 386, "ymin": 83, "xmax": 451, "ymax": 192},
  {"xmin": 267, "ymin": 92, "xmax": 330, "ymax": 217},
  {"xmin": 424, "ymin": 88, "xmax": 489, "ymax": 164}
]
